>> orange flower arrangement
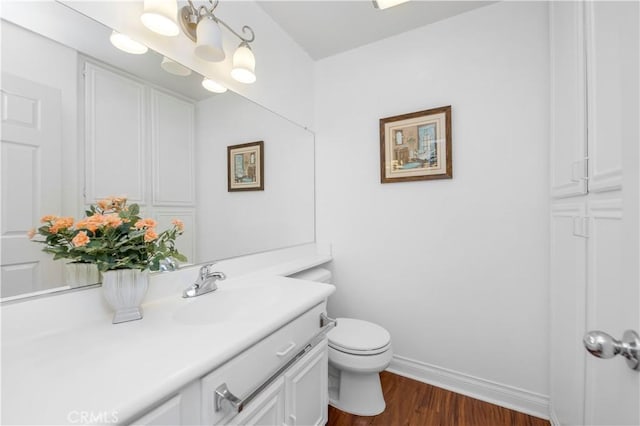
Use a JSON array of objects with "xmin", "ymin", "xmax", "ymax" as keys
[{"xmin": 31, "ymin": 196, "xmax": 186, "ymax": 271}]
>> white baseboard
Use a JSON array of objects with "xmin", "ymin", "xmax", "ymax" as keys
[
  {"xmin": 386, "ymin": 355, "xmax": 550, "ymax": 420},
  {"xmin": 549, "ymin": 405, "xmax": 561, "ymax": 426}
]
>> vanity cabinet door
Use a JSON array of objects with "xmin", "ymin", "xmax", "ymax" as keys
[
  {"xmin": 284, "ymin": 339, "xmax": 328, "ymax": 426},
  {"xmin": 129, "ymin": 395, "xmax": 181, "ymax": 426},
  {"xmin": 230, "ymin": 378, "xmax": 285, "ymax": 426}
]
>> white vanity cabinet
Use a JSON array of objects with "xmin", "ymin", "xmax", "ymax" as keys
[
  {"xmin": 130, "ymin": 302, "xmax": 330, "ymax": 426},
  {"xmin": 201, "ymin": 303, "xmax": 329, "ymax": 425},
  {"xmin": 217, "ymin": 340, "xmax": 328, "ymax": 426}
]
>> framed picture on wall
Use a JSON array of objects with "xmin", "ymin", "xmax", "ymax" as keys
[
  {"xmin": 227, "ymin": 141, "xmax": 264, "ymax": 192},
  {"xmin": 379, "ymin": 105, "xmax": 452, "ymax": 183}
]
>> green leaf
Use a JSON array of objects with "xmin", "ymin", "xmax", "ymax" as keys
[
  {"xmin": 173, "ymin": 253, "xmax": 188, "ymax": 262},
  {"xmin": 128, "ymin": 204, "xmax": 140, "ymax": 216}
]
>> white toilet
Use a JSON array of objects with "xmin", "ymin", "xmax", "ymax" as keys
[{"xmin": 289, "ymin": 267, "xmax": 393, "ymax": 416}]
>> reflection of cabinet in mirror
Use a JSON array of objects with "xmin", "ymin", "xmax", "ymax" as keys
[{"xmin": 82, "ymin": 61, "xmax": 196, "ymax": 263}]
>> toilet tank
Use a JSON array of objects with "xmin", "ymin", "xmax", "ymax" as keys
[{"xmin": 288, "ymin": 267, "xmax": 332, "ymax": 283}]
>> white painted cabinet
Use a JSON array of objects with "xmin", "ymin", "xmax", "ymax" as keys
[
  {"xmin": 549, "ymin": 2, "xmax": 639, "ymax": 425},
  {"xmin": 130, "ymin": 396, "xmax": 182, "ymax": 426},
  {"xmin": 284, "ymin": 340, "xmax": 328, "ymax": 426},
  {"xmin": 126, "ymin": 303, "xmax": 330, "ymax": 426},
  {"xmin": 231, "ymin": 379, "xmax": 285, "ymax": 426},
  {"xmin": 83, "ymin": 61, "xmax": 196, "ymax": 262},
  {"xmin": 84, "ymin": 62, "xmax": 146, "ymax": 204},
  {"xmin": 150, "ymin": 89, "xmax": 195, "ymax": 207}
]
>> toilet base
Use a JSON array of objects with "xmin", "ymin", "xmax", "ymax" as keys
[{"xmin": 329, "ymin": 368, "xmax": 386, "ymax": 416}]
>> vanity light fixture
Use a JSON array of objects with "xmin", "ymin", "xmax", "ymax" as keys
[
  {"xmin": 372, "ymin": 0, "xmax": 411, "ymax": 10},
  {"xmin": 201, "ymin": 77, "xmax": 228, "ymax": 93},
  {"xmin": 160, "ymin": 56, "xmax": 192, "ymax": 76},
  {"xmin": 140, "ymin": 0, "xmax": 257, "ymax": 84},
  {"xmin": 109, "ymin": 31, "xmax": 148, "ymax": 54}
]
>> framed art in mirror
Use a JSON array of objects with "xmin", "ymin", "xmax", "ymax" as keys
[
  {"xmin": 380, "ymin": 105, "xmax": 452, "ymax": 183},
  {"xmin": 228, "ymin": 141, "xmax": 264, "ymax": 191}
]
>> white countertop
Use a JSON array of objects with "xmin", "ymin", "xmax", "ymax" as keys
[{"xmin": 1, "ymin": 249, "xmax": 333, "ymax": 425}]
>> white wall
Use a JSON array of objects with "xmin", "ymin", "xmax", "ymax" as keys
[
  {"xmin": 315, "ymin": 1, "xmax": 550, "ymax": 414},
  {"xmin": 195, "ymin": 93, "xmax": 315, "ymax": 262},
  {"xmin": 64, "ymin": 1, "xmax": 315, "ymax": 129}
]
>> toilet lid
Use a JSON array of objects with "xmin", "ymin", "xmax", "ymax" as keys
[{"xmin": 327, "ymin": 318, "xmax": 391, "ymax": 354}]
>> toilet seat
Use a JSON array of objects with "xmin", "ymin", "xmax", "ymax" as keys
[{"xmin": 328, "ymin": 318, "xmax": 391, "ymax": 355}]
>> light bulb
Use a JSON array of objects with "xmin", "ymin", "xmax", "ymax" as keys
[{"xmin": 109, "ymin": 31, "xmax": 148, "ymax": 55}]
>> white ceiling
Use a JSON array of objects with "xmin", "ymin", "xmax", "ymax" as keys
[{"xmin": 257, "ymin": 1, "xmax": 496, "ymax": 60}]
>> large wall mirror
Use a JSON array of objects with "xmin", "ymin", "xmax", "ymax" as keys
[{"xmin": 0, "ymin": 1, "xmax": 315, "ymax": 300}]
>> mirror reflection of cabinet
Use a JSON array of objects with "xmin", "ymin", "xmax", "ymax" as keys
[{"xmin": 83, "ymin": 61, "xmax": 196, "ymax": 262}]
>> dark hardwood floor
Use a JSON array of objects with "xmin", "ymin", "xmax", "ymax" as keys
[{"xmin": 327, "ymin": 372, "xmax": 550, "ymax": 426}]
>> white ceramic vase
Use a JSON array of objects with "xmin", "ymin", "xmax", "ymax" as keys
[
  {"xmin": 64, "ymin": 263, "xmax": 101, "ymax": 288},
  {"xmin": 102, "ymin": 269, "xmax": 149, "ymax": 324}
]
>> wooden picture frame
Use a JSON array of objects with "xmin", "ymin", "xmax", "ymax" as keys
[
  {"xmin": 227, "ymin": 141, "xmax": 264, "ymax": 192},
  {"xmin": 380, "ymin": 105, "xmax": 452, "ymax": 183}
]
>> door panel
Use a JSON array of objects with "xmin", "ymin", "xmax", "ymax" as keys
[
  {"xmin": 585, "ymin": 1, "xmax": 633, "ymax": 193},
  {"xmin": 550, "ymin": 1, "xmax": 587, "ymax": 198},
  {"xmin": 582, "ymin": 1, "xmax": 639, "ymax": 424},
  {"xmin": 1, "ymin": 73, "xmax": 62, "ymax": 297},
  {"xmin": 585, "ymin": 200, "xmax": 638, "ymax": 425},
  {"xmin": 550, "ymin": 202, "xmax": 587, "ymax": 425}
]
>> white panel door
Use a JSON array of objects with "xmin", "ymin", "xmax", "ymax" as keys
[
  {"xmin": 585, "ymin": 1, "xmax": 628, "ymax": 194},
  {"xmin": 550, "ymin": 202, "xmax": 587, "ymax": 426},
  {"xmin": 150, "ymin": 89, "xmax": 195, "ymax": 206},
  {"xmin": 582, "ymin": 2, "xmax": 639, "ymax": 425},
  {"xmin": 1, "ymin": 73, "xmax": 63, "ymax": 297},
  {"xmin": 84, "ymin": 62, "xmax": 146, "ymax": 204},
  {"xmin": 550, "ymin": 1, "xmax": 588, "ymax": 199}
]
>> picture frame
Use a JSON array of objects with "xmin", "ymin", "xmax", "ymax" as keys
[
  {"xmin": 379, "ymin": 105, "xmax": 452, "ymax": 183},
  {"xmin": 227, "ymin": 141, "xmax": 264, "ymax": 192}
]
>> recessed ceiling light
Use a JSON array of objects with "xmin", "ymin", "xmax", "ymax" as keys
[
  {"xmin": 109, "ymin": 31, "xmax": 148, "ymax": 55},
  {"xmin": 372, "ymin": 0, "xmax": 410, "ymax": 10}
]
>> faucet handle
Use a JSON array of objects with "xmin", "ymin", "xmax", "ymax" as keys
[{"xmin": 199, "ymin": 262, "xmax": 215, "ymax": 276}]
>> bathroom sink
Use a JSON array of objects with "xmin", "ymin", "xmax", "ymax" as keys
[{"xmin": 172, "ymin": 281, "xmax": 283, "ymax": 325}]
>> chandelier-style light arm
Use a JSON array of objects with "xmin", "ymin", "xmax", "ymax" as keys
[
  {"xmin": 215, "ymin": 19, "xmax": 255, "ymax": 44},
  {"xmin": 178, "ymin": 2, "xmax": 255, "ymax": 45}
]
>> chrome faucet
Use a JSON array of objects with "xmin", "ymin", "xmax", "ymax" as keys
[{"xmin": 182, "ymin": 263, "xmax": 226, "ymax": 298}]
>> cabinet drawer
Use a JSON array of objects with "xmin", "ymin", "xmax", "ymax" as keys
[{"xmin": 201, "ymin": 302, "xmax": 326, "ymax": 425}]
